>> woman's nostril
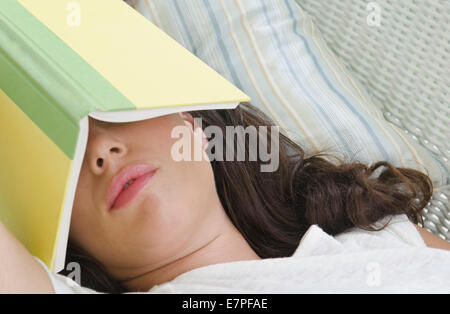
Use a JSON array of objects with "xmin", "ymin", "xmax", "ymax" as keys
[
  {"xmin": 110, "ymin": 147, "xmax": 120, "ymax": 153},
  {"xmin": 97, "ymin": 158, "xmax": 104, "ymax": 167}
]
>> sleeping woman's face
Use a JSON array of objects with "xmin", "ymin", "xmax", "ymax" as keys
[{"xmin": 70, "ymin": 113, "xmax": 222, "ymax": 281}]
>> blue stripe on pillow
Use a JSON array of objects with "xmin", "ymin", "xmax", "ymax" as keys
[
  {"xmin": 203, "ymin": 0, "xmax": 245, "ymax": 91},
  {"xmin": 282, "ymin": 0, "xmax": 390, "ymax": 160},
  {"xmin": 260, "ymin": 1, "xmax": 354, "ymax": 154},
  {"xmin": 171, "ymin": 0, "xmax": 197, "ymax": 55}
]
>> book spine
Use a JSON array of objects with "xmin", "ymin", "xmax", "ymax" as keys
[{"xmin": 0, "ymin": 3, "xmax": 87, "ymax": 158}]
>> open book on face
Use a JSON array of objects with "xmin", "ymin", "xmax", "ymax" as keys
[{"xmin": 0, "ymin": 0, "xmax": 250, "ymax": 272}]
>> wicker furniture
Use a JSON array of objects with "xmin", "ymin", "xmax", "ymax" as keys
[{"xmin": 297, "ymin": 0, "xmax": 449, "ymax": 239}]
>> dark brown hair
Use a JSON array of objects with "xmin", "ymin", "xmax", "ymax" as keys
[{"xmin": 59, "ymin": 102, "xmax": 432, "ymax": 293}]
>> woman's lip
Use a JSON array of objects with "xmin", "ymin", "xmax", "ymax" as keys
[
  {"xmin": 106, "ymin": 164, "xmax": 158, "ymax": 211},
  {"xmin": 110, "ymin": 170, "xmax": 157, "ymax": 211}
]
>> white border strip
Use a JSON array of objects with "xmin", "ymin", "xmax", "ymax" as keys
[
  {"xmin": 89, "ymin": 102, "xmax": 240, "ymax": 122},
  {"xmin": 53, "ymin": 116, "xmax": 89, "ymax": 273}
]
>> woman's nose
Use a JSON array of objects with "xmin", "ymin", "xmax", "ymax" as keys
[{"xmin": 87, "ymin": 135, "xmax": 128, "ymax": 175}]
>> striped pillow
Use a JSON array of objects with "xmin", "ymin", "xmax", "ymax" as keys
[{"xmin": 129, "ymin": 0, "xmax": 448, "ymax": 186}]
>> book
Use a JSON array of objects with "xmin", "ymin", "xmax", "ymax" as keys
[{"xmin": 0, "ymin": 0, "xmax": 250, "ymax": 272}]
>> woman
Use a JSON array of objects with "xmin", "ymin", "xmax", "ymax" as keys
[{"xmin": 1, "ymin": 103, "xmax": 449, "ymax": 294}]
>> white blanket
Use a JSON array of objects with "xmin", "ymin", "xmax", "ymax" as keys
[{"xmin": 39, "ymin": 214, "xmax": 450, "ymax": 294}]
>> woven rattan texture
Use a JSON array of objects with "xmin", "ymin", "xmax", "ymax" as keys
[{"xmin": 297, "ymin": 0, "xmax": 450, "ymax": 240}]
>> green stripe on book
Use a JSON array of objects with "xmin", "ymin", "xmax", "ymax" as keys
[{"xmin": 0, "ymin": 0, "xmax": 135, "ymax": 158}]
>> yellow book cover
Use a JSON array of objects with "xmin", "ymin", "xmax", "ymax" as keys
[{"xmin": 0, "ymin": 0, "xmax": 250, "ymax": 272}]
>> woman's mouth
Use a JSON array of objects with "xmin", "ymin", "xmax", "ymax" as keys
[{"xmin": 107, "ymin": 164, "xmax": 158, "ymax": 211}]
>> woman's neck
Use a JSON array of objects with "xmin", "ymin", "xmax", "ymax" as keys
[{"xmin": 122, "ymin": 214, "xmax": 260, "ymax": 292}]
